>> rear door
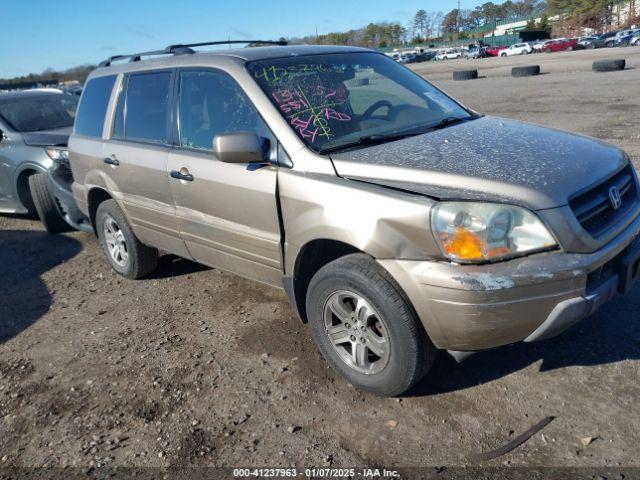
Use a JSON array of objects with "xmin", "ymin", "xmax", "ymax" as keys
[
  {"xmin": 166, "ymin": 68, "xmax": 282, "ymax": 286},
  {"xmin": 69, "ymin": 74, "xmax": 118, "ymax": 214},
  {"xmin": 103, "ymin": 70, "xmax": 189, "ymax": 258}
]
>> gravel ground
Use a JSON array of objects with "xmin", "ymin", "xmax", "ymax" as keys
[{"xmin": 1, "ymin": 48, "xmax": 639, "ymax": 478}]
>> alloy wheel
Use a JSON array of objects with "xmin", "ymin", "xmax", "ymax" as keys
[
  {"xmin": 103, "ymin": 215, "xmax": 129, "ymax": 267},
  {"xmin": 323, "ymin": 290, "xmax": 390, "ymax": 375}
]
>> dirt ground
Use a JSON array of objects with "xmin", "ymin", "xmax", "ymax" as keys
[{"xmin": 1, "ymin": 47, "xmax": 640, "ymax": 478}]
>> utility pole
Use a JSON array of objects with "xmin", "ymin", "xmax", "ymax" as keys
[{"xmin": 457, "ymin": 0, "xmax": 461, "ymax": 33}]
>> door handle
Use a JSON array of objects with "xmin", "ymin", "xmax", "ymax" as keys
[
  {"xmin": 103, "ymin": 156, "xmax": 120, "ymax": 166},
  {"xmin": 170, "ymin": 169, "xmax": 194, "ymax": 182}
]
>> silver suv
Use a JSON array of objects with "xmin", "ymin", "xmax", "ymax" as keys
[{"xmin": 69, "ymin": 41, "xmax": 640, "ymax": 396}]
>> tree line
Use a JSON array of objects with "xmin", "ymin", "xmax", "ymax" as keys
[
  {"xmin": 0, "ymin": 64, "xmax": 95, "ymax": 87},
  {"xmin": 547, "ymin": 0, "xmax": 638, "ymax": 31},
  {"xmin": 291, "ymin": 1, "xmax": 549, "ymax": 48}
]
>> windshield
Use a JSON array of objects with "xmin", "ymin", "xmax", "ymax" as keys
[
  {"xmin": 247, "ymin": 52, "xmax": 472, "ymax": 152},
  {"xmin": 0, "ymin": 93, "xmax": 78, "ymax": 132}
]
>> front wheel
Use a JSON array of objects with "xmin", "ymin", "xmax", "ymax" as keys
[
  {"xmin": 306, "ymin": 254, "xmax": 436, "ymax": 396},
  {"xmin": 96, "ymin": 199, "xmax": 158, "ymax": 279}
]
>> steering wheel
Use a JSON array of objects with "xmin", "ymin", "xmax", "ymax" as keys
[{"xmin": 361, "ymin": 100, "xmax": 393, "ymax": 120}]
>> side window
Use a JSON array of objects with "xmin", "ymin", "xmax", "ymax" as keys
[
  {"xmin": 75, "ymin": 75, "xmax": 116, "ymax": 138},
  {"xmin": 113, "ymin": 71, "xmax": 171, "ymax": 144},
  {"xmin": 178, "ymin": 70, "xmax": 265, "ymax": 151}
]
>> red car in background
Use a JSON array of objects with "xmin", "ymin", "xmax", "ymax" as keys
[
  {"xmin": 542, "ymin": 38, "xmax": 579, "ymax": 53},
  {"xmin": 485, "ymin": 46, "xmax": 508, "ymax": 57}
]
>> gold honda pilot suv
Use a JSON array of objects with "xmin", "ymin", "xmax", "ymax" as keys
[{"xmin": 69, "ymin": 41, "xmax": 640, "ymax": 396}]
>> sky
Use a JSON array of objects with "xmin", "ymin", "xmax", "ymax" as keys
[{"xmin": 0, "ymin": 0, "xmax": 484, "ymax": 78}]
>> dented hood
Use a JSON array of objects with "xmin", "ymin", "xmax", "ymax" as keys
[{"xmin": 330, "ymin": 116, "xmax": 627, "ymax": 210}]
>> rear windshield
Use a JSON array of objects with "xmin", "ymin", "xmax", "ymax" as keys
[
  {"xmin": 0, "ymin": 94, "xmax": 78, "ymax": 132},
  {"xmin": 247, "ymin": 52, "xmax": 470, "ymax": 153}
]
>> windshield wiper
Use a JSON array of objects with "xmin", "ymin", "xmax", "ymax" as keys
[
  {"xmin": 429, "ymin": 116, "xmax": 474, "ymax": 131},
  {"xmin": 318, "ymin": 132, "xmax": 419, "ymax": 154}
]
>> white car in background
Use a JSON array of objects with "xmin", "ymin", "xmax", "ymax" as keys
[
  {"xmin": 500, "ymin": 43, "xmax": 533, "ymax": 56},
  {"xmin": 435, "ymin": 50, "xmax": 462, "ymax": 60}
]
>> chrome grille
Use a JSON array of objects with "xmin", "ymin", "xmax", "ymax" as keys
[{"xmin": 570, "ymin": 165, "xmax": 639, "ymax": 237}]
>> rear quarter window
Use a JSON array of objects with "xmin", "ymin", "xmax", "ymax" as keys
[{"xmin": 75, "ymin": 75, "xmax": 116, "ymax": 138}]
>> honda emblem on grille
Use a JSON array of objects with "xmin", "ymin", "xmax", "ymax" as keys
[{"xmin": 609, "ymin": 186, "xmax": 622, "ymax": 210}]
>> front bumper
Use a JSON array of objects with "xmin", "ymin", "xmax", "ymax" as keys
[
  {"xmin": 380, "ymin": 212, "xmax": 640, "ymax": 352},
  {"xmin": 47, "ymin": 162, "xmax": 92, "ymax": 233}
]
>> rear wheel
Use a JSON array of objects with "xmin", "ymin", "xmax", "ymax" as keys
[
  {"xmin": 96, "ymin": 199, "xmax": 158, "ymax": 279},
  {"xmin": 28, "ymin": 173, "xmax": 69, "ymax": 234},
  {"xmin": 306, "ymin": 254, "xmax": 436, "ymax": 396}
]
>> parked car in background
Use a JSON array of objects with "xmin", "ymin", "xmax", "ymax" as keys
[
  {"xmin": 578, "ymin": 36, "xmax": 600, "ymax": 49},
  {"xmin": 485, "ymin": 45, "xmax": 508, "ymax": 56},
  {"xmin": 529, "ymin": 40, "xmax": 548, "ymax": 52},
  {"xmin": 435, "ymin": 49, "xmax": 462, "ymax": 60},
  {"xmin": 0, "ymin": 90, "xmax": 78, "ymax": 222},
  {"xmin": 631, "ymin": 31, "xmax": 640, "ymax": 46},
  {"xmin": 543, "ymin": 38, "xmax": 579, "ymax": 53},
  {"xmin": 464, "ymin": 45, "xmax": 487, "ymax": 59},
  {"xmin": 406, "ymin": 51, "xmax": 436, "ymax": 63},
  {"xmin": 616, "ymin": 29, "xmax": 640, "ymax": 46},
  {"xmin": 69, "ymin": 42, "xmax": 640, "ymax": 396},
  {"xmin": 500, "ymin": 43, "xmax": 533, "ymax": 56}
]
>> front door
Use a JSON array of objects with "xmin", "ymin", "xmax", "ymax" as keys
[{"xmin": 167, "ymin": 69, "xmax": 282, "ymax": 286}]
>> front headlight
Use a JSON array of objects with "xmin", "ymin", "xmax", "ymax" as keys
[
  {"xmin": 45, "ymin": 147, "xmax": 69, "ymax": 163},
  {"xmin": 431, "ymin": 202, "xmax": 557, "ymax": 263}
]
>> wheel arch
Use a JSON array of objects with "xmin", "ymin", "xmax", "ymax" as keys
[
  {"xmin": 87, "ymin": 187, "xmax": 114, "ymax": 234},
  {"xmin": 15, "ymin": 163, "xmax": 47, "ymax": 212},
  {"xmin": 286, "ymin": 238, "xmax": 363, "ymax": 324}
]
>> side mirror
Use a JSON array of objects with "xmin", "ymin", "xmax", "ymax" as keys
[
  {"xmin": 0, "ymin": 129, "xmax": 4, "ymax": 142},
  {"xmin": 213, "ymin": 132, "xmax": 269, "ymax": 164}
]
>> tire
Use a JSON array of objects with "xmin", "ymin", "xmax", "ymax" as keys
[
  {"xmin": 95, "ymin": 199, "xmax": 158, "ymax": 279},
  {"xmin": 28, "ymin": 173, "xmax": 69, "ymax": 234},
  {"xmin": 305, "ymin": 254, "xmax": 436, "ymax": 396},
  {"xmin": 453, "ymin": 69, "xmax": 478, "ymax": 81},
  {"xmin": 592, "ymin": 59, "xmax": 626, "ymax": 72},
  {"xmin": 544, "ymin": 48, "xmax": 552, "ymax": 53},
  {"xmin": 567, "ymin": 46, "xmax": 574, "ymax": 51},
  {"xmin": 512, "ymin": 65, "xmax": 541, "ymax": 77}
]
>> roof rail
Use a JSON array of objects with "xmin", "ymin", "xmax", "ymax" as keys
[{"xmin": 98, "ymin": 39, "xmax": 288, "ymax": 67}]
